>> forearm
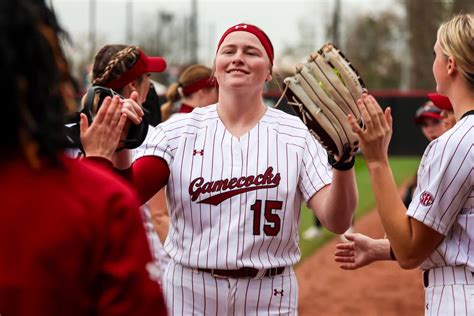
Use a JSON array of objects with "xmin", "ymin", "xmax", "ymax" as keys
[
  {"xmin": 152, "ymin": 214, "xmax": 169, "ymax": 243},
  {"xmin": 112, "ymin": 149, "xmax": 132, "ymax": 169},
  {"xmin": 147, "ymin": 189, "xmax": 169, "ymax": 243},
  {"xmin": 319, "ymin": 168, "xmax": 358, "ymax": 233},
  {"xmin": 367, "ymin": 161, "xmax": 417, "ymax": 263},
  {"xmin": 371, "ymin": 238, "xmax": 392, "ymax": 262}
]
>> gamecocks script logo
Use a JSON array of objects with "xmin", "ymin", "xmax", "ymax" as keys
[
  {"xmin": 189, "ymin": 167, "xmax": 281, "ymax": 205},
  {"xmin": 420, "ymin": 191, "xmax": 434, "ymax": 206}
]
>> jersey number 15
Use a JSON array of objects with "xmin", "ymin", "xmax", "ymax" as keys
[{"xmin": 250, "ymin": 199, "xmax": 283, "ymax": 236}]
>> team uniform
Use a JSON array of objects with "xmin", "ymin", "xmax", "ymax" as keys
[
  {"xmin": 407, "ymin": 112, "xmax": 474, "ymax": 315},
  {"xmin": 135, "ymin": 104, "xmax": 332, "ymax": 315},
  {"xmin": 0, "ymin": 154, "xmax": 167, "ymax": 316}
]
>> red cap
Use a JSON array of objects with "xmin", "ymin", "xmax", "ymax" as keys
[
  {"xmin": 427, "ymin": 93, "xmax": 453, "ymax": 110},
  {"xmin": 104, "ymin": 50, "xmax": 166, "ymax": 90},
  {"xmin": 217, "ymin": 23, "xmax": 274, "ymax": 64},
  {"xmin": 414, "ymin": 103, "xmax": 443, "ymax": 124}
]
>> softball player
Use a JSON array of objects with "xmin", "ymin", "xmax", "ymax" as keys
[
  {"xmin": 81, "ymin": 44, "xmax": 169, "ymax": 277},
  {"xmin": 161, "ymin": 64, "xmax": 218, "ymax": 121},
  {"xmin": 346, "ymin": 13, "xmax": 474, "ymax": 315},
  {"xmin": 84, "ymin": 23, "xmax": 358, "ymax": 315}
]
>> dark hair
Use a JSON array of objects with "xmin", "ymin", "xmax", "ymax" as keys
[{"xmin": 0, "ymin": 0, "xmax": 70, "ymax": 163}]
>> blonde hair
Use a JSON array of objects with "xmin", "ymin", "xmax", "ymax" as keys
[
  {"xmin": 161, "ymin": 64, "xmax": 212, "ymax": 121},
  {"xmin": 91, "ymin": 45, "xmax": 143, "ymax": 93},
  {"xmin": 437, "ymin": 13, "xmax": 474, "ymax": 88}
]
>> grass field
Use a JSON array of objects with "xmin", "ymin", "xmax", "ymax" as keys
[{"xmin": 297, "ymin": 155, "xmax": 421, "ymax": 262}]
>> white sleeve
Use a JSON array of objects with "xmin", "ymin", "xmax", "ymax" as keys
[
  {"xmin": 132, "ymin": 125, "xmax": 173, "ymax": 165},
  {"xmin": 407, "ymin": 125, "xmax": 473, "ymax": 235},
  {"xmin": 298, "ymin": 131, "xmax": 333, "ymax": 202}
]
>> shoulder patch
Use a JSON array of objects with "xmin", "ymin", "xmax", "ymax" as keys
[{"xmin": 420, "ymin": 191, "xmax": 434, "ymax": 206}]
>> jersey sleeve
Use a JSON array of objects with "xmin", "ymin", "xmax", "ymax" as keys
[
  {"xmin": 133, "ymin": 125, "xmax": 173, "ymax": 165},
  {"xmin": 96, "ymin": 188, "xmax": 167, "ymax": 315},
  {"xmin": 298, "ymin": 131, "xmax": 333, "ymax": 202},
  {"xmin": 407, "ymin": 127, "xmax": 473, "ymax": 236}
]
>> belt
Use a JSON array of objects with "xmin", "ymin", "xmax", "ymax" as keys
[
  {"xmin": 423, "ymin": 266, "xmax": 474, "ymax": 287},
  {"xmin": 197, "ymin": 267, "xmax": 285, "ymax": 279}
]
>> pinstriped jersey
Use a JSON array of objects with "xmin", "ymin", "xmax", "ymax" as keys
[
  {"xmin": 407, "ymin": 114, "xmax": 474, "ymax": 270},
  {"xmin": 134, "ymin": 104, "xmax": 332, "ymax": 269}
]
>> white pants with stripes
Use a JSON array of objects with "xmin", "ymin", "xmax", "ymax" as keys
[
  {"xmin": 424, "ymin": 266, "xmax": 474, "ymax": 315},
  {"xmin": 163, "ymin": 260, "xmax": 298, "ymax": 315}
]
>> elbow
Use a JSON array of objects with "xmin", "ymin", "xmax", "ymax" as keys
[
  {"xmin": 394, "ymin": 253, "xmax": 423, "ymax": 270},
  {"xmin": 397, "ymin": 259, "xmax": 420, "ymax": 270},
  {"xmin": 325, "ymin": 220, "xmax": 352, "ymax": 235}
]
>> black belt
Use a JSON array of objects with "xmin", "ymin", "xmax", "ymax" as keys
[
  {"xmin": 423, "ymin": 270, "xmax": 429, "ymax": 287},
  {"xmin": 423, "ymin": 268, "xmax": 474, "ymax": 287},
  {"xmin": 197, "ymin": 267, "xmax": 285, "ymax": 278}
]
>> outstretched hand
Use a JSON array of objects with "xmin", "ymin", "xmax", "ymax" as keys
[
  {"xmin": 348, "ymin": 94, "xmax": 393, "ymax": 166},
  {"xmin": 334, "ymin": 233, "xmax": 389, "ymax": 270},
  {"xmin": 80, "ymin": 95, "xmax": 127, "ymax": 161}
]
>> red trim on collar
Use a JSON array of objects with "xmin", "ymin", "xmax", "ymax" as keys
[{"xmin": 178, "ymin": 103, "xmax": 194, "ymax": 113}]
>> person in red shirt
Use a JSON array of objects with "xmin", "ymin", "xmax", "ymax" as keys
[{"xmin": 0, "ymin": 1, "xmax": 167, "ymax": 315}]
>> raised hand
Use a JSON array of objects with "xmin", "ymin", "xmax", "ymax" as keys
[
  {"xmin": 80, "ymin": 95, "xmax": 127, "ymax": 161},
  {"xmin": 348, "ymin": 94, "xmax": 393, "ymax": 166}
]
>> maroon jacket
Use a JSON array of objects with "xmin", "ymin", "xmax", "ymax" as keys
[{"xmin": 0, "ymin": 153, "xmax": 167, "ymax": 316}]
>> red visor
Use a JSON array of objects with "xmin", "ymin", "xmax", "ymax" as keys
[
  {"xmin": 427, "ymin": 93, "xmax": 453, "ymax": 110},
  {"xmin": 217, "ymin": 23, "xmax": 274, "ymax": 64},
  {"xmin": 104, "ymin": 50, "xmax": 167, "ymax": 90}
]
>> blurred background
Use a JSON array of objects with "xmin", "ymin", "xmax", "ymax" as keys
[
  {"xmin": 52, "ymin": 0, "xmax": 474, "ymax": 90},
  {"xmin": 52, "ymin": 0, "xmax": 474, "ymax": 155},
  {"xmin": 51, "ymin": 2, "xmax": 473, "ymax": 313}
]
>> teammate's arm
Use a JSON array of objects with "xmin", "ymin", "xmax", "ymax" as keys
[
  {"xmin": 349, "ymin": 94, "xmax": 444, "ymax": 269},
  {"xmin": 362, "ymin": 160, "xmax": 444, "ymax": 268},
  {"xmin": 307, "ymin": 167, "xmax": 358, "ymax": 234},
  {"xmin": 147, "ymin": 188, "xmax": 169, "ymax": 242},
  {"xmin": 335, "ymin": 234, "xmax": 392, "ymax": 269}
]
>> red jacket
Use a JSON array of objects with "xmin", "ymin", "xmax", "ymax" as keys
[{"xmin": 0, "ymin": 154, "xmax": 167, "ymax": 316}]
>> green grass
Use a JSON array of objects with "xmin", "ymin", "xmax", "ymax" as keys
[{"xmin": 297, "ymin": 155, "xmax": 421, "ymax": 262}]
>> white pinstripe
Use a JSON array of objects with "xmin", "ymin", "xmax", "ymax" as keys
[
  {"xmin": 135, "ymin": 103, "xmax": 331, "ymax": 313},
  {"xmin": 407, "ymin": 115, "xmax": 474, "ymax": 314}
]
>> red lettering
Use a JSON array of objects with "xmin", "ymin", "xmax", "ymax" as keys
[{"xmin": 189, "ymin": 177, "xmax": 204, "ymax": 201}]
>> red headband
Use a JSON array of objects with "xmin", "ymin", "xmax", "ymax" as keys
[
  {"xmin": 217, "ymin": 23, "xmax": 274, "ymax": 64},
  {"xmin": 104, "ymin": 50, "xmax": 167, "ymax": 90},
  {"xmin": 181, "ymin": 77, "xmax": 217, "ymax": 96}
]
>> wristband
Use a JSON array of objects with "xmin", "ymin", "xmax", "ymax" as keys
[{"xmin": 328, "ymin": 154, "xmax": 355, "ymax": 171}]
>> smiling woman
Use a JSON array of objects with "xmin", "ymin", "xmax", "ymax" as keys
[{"xmin": 82, "ymin": 22, "xmax": 358, "ymax": 316}]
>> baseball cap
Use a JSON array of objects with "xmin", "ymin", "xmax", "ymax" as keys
[
  {"xmin": 217, "ymin": 23, "xmax": 274, "ymax": 64},
  {"xmin": 104, "ymin": 50, "xmax": 167, "ymax": 90},
  {"xmin": 427, "ymin": 93, "xmax": 453, "ymax": 111},
  {"xmin": 414, "ymin": 102, "xmax": 443, "ymax": 124}
]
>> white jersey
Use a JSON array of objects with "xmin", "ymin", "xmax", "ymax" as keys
[
  {"xmin": 407, "ymin": 113, "xmax": 474, "ymax": 270},
  {"xmin": 135, "ymin": 104, "xmax": 332, "ymax": 269}
]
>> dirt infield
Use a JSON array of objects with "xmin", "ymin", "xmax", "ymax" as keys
[{"xmin": 296, "ymin": 209, "xmax": 425, "ymax": 315}]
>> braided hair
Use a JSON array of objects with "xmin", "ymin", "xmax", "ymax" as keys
[
  {"xmin": 0, "ymin": 0, "xmax": 71, "ymax": 164},
  {"xmin": 91, "ymin": 45, "xmax": 143, "ymax": 94}
]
